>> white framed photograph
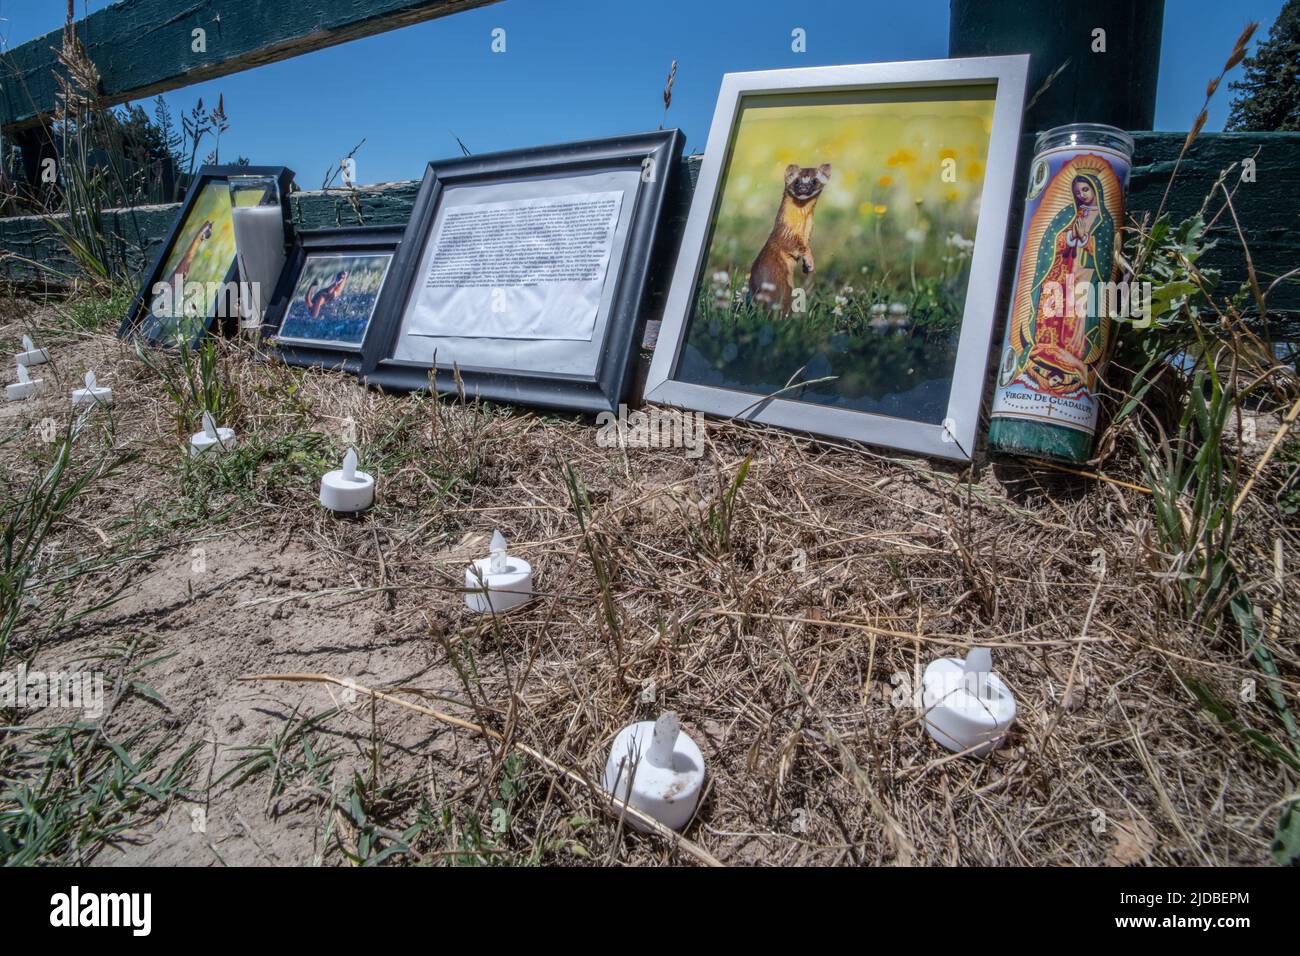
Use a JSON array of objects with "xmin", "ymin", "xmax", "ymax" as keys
[{"xmin": 643, "ymin": 56, "xmax": 1030, "ymax": 460}]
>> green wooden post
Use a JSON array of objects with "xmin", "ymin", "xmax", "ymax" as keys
[
  {"xmin": 9, "ymin": 125, "xmax": 58, "ymax": 207},
  {"xmin": 949, "ymin": 0, "xmax": 1166, "ymax": 132}
]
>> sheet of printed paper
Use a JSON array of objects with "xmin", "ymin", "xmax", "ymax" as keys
[{"xmin": 405, "ymin": 190, "xmax": 624, "ymax": 341}]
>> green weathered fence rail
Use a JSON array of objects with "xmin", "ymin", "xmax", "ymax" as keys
[
  {"xmin": 0, "ymin": 0, "xmax": 500, "ymax": 132},
  {"xmin": 1, "ymin": 133, "xmax": 1296, "ymax": 323},
  {"xmin": 0, "ymin": 0, "xmax": 502, "ymax": 188}
]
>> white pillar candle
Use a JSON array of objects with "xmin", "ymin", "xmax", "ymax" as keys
[
  {"xmin": 70, "ymin": 370, "xmax": 113, "ymax": 408},
  {"xmin": 922, "ymin": 646, "xmax": 1016, "ymax": 757},
  {"xmin": 464, "ymin": 530, "xmax": 533, "ymax": 613},
  {"xmin": 189, "ymin": 411, "xmax": 237, "ymax": 457},
  {"xmin": 15, "ymin": 335, "xmax": 50, "ymax": 367},
  {"xmin": 319, "ymin": 447, "xmax": 374, "ymax": 513},
  {"xmin": 231, "ymin": 204, "xmax": 287, "ymax": 331},
  {"xmin": 5, "ymin": 363, "xmax": 46, "ymax": 401},
  {"xmin": 603, "ymin": 712, "xmax": 705, "ymax": 832}
]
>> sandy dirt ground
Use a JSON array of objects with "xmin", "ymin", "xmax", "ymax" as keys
[{"xmin": 1, "ymin": 295, "xmax": 1295, "ymax": 867}]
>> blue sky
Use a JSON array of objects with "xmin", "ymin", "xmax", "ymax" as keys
[{"xmin": 1, "ymin": 0, "xmax": 1286, "ymax": 186}]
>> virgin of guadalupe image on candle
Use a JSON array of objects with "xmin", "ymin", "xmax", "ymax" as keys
[{"xmin": 1000, "ymin": 155, "xmax": 1123, "ymax": 399}]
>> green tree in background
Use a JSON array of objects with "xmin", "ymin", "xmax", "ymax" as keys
[{"xmin": 1226, "ymin": 0, "xmax": 1300, "ymax": 131}]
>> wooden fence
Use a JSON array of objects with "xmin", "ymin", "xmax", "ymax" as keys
[{"xmin": 0, "ymin": 0, "xmax": 1296, "ymax": 331}]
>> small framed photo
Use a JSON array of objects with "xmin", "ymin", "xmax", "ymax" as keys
[
  {"xmin": 119, "ymin": 165, "xmax": 295, "ymax": 348},
  {"xmin": 643, "ymin": 58, "xmax": 1029, "ymax": 460},
  {"xmin": 359, "ymin": 130, "xmax": 683, "ymax": 413},
  {"xmin": 262, "ymin": 226, "xmax": 403, "ymax": 372}
]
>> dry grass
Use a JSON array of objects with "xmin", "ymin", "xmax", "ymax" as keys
[{"xmin": 1, "ymin": 292, "xmax": 1297, "ymax": 866}]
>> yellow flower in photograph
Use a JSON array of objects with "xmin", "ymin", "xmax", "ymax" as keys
[
  {"xmin": 873, "ymin": 203, "xmax": 888, "ymax": 216},
  {"xmin": 886, "ymin": 148, "xmax": 916, "ymax": 167},
  {"xmin": 877, "ymin": 174, "xmax": 894, "ymax": 187}
]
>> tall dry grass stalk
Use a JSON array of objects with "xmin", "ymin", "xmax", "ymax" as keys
[
  {"xmin": 660, "ymin": 59, "xmax": 677, "ymax": 130},
  {"xmin": 1156, "ymin": 22, "xmax": 1258, "ymax": 220}
]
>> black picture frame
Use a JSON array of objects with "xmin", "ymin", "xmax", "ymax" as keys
[
  {"xmin": 358, "ymin": 130, "xmax": 683, "ymax": 414},
  {"xmin": 260, "ymin": 226, "xmax": 404, "ymax": 373},
  {"xmin": 118, "ymin": 164, "xmax": 295, "ymax": 348}
]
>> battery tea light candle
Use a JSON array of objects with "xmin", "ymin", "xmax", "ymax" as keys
[
  {"xmin": 15, "ymin": 335, "xmax": 50, "ymax": 367},
  {"xmin": 464, "ymin": 530, "xmax": 533, "ymax": 613},
  {"xmin": 319, "ymin": 447, "xmax": 374, "ymax": 513},
  {"xmin": 5, "ymin": 363, "xmax": 46, "ymax": 401},
  {"xmin": 603, "ymin": 712, "xmax": 705, "ymax": 832},
  {"xmin": 189, "ymin": 411, "xmax": 236, "ymax": 457},
  {"xmin": 921, "ymin": 646, "xmax": 1016, "ymax": 757},
  {"xmin": 71, "ymin": 371, "xmax": 113, "ymax": 408}
]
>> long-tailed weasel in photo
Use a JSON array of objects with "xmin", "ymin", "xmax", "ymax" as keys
[
  {"xmin": 304, "ymin": 270, "xmax": 349, "ymax": 320},
  {"xmin": 748, "ymin": 163, "xmax": 831, "ymax": 314},
  {"xmin": 167, "ymin": 221, "xmax": 213, "ymax": 286}
]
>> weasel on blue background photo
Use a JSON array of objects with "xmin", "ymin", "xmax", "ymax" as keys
[{"xmin": 277, "ymin": 253, "xmax": 392, "ymax": 346}]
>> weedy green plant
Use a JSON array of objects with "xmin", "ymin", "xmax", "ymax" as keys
[
  {"xmin": 45, "ymin": 284, "xmax": 134, "ymax": 334},
  {"xmin": 1112, "ymin": 191, "xmax": 1293, "ymax": 622},
  {"xmin": 564, "ymin": 464, "xmax": 625, "ymax": 668},
  {"xmin": 179, "ymin": 96, "xmax": 231, "ymax": 188},
  {"xmin": 133, "ymin": 337, "xmax": 243, "ymax": 440},
  {"xmin": 0, "ymin": 419, "xmax": 132, "ymax": 668},
  {"xmin": 703, "ymin": 455, "xmax": 751, "ymax": 556},
  {"xmin": 217, "ymin": 706, "xmax": 341, "ymax": 818},
  {"xmin": 373, "ymin": 398, "xmax": 464, "ymax": 505},
  {"xmin": 0, "ymin": 636, "xmax": 200, "ymax": 865},
  {"xmin": 0, "ymin": 719, "xmax": 201, "ymax": 864},
  {"xmin": 1093, "ymin": 22, "xmax": 1300, "ymax": 861},
  {"xmin": 43, "ymin": 36, "xmax": 120, "ymax": 285},
  {"xmin": 1278, "ymin": 431, "xmax": 1300, "ymax": 517},
  {"xmin": 431, "ymin": 752, "xmax": 531, "ymax": 866},
  {"xmin": 231, "ymin": 703, "xmax": 573, "ymax": 867},
  {"xmin": 327, "ymin": 751, "xmax": 559, "ymax": 866},
  {"xmin": 1181, "ymin": 672, "xmax": 1300, "ymax": 865},
  {"xmin": 7, "ymin": 13, "xmax": 233, "ymax": 283},
  {"xmin": 331, "ymin": 771, "xmax": 430, "ymax": 866},
  {"xmin": 424, "ymin": 370, "xmax": 502, "ymax": 498},
  {"xmin": 432, "ymin": 628, "xmax": 486, "ymax": 720},
  {"xmin": 175, "ymin": 429, "xmax": 337, "ymax": 530},
  {"xmin": 1109, "ymin": 173, "xmax": 1300, "ymax": 862}
]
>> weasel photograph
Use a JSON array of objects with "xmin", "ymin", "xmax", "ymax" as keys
[
  {"xmin": 679, "ymin": 89, "xmax": 997, "ymax": 423},
  {"xmin": 141, "ymin": 181, "xmax": 240, "ymax": 345},
  {"xmin": 276, "ymin": 252, "xmax": 393, "ymax": 347}
]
